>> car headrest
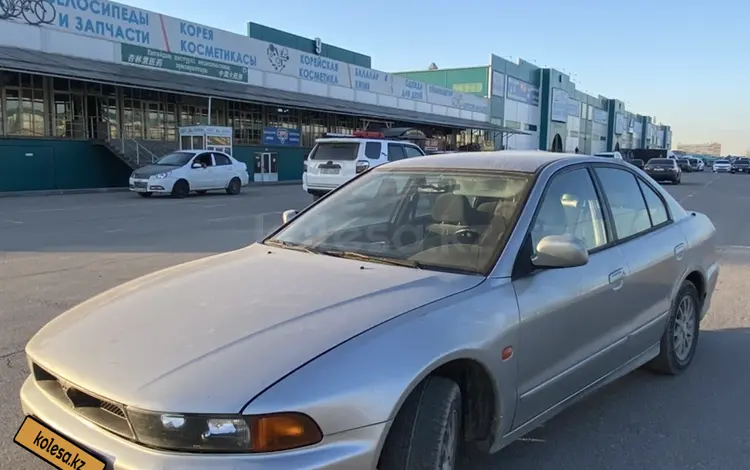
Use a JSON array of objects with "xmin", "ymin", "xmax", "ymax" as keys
[{"xmin": 432, "ymin": 193, "xmax": 470, "ymax": 224}]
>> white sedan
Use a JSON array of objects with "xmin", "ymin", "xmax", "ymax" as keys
[
  {"xmin": 129, "ymin": 150, "xmax": 249, "ymax": 198},
  {"xmin": 712, "ymin": 159, "xmax": 732, "ymax": 173}
]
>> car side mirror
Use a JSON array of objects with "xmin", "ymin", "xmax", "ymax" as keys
[
  {"xmin": 532, "ymin": 234, "xmax": 589, "ymax": 268},
  {"xmin": 191, "ymin": 162, "xmax": 202, "ymax": 169},
  {"xmin": 281, "ymin": 209, "xmax": 297, "ymax": 224}
]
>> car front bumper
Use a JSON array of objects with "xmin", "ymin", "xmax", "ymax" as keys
[
  {"xmin": 128, "ymin": 177, "xmax": 176, "ymax": 194},
  {"xmin": 20, "ymin": 377, "xmax": 384, "ymax": 470}
]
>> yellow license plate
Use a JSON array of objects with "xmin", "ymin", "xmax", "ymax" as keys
[{"xmin": 14, "ymin": 416, "xmax": 106, "ymax": 470}]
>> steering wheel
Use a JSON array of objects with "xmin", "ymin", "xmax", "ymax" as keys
[{"xmin": 453, "ymin": 228, "xmax": 481, "ymax": 244}]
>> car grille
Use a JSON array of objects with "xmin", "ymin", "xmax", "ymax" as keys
[
  {"xmin": 32, "ymin": 363, "xmax": 134, "ymax": 439},
  {"xmin": 133, "ymin": 181, "xmax": 148, "ymax": 189}
]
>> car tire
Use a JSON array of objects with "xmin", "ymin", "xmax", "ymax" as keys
[
  {"xmin": 379, "ymin": 376, "xmax": 462, "ymax": 470},
  {"xmin": 647, "ymin": 281, "xmax": 701, "ymax": 375},
  {"xmin": 226, "ymin": 177, "xmax": 242, "ymax": 195},
  {"xmin": 171, "ymin": 179, "xmax": 190, "ymax": 199},
  {"xmin": 137, "ymin": 192, "xmax": 152, "ymax": 198}
]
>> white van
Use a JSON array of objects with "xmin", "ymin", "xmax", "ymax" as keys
[{"xmin": 302, "ymin": 131, "xmax": 426, "ymax": 200}]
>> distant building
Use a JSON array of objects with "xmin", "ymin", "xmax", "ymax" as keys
[{"xmin": 677, "ymin": 142, "xmax": 722, "ymax": 157}]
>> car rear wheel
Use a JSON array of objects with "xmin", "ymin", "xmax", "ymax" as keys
[
  {"xmin": 379, "ymin": 376, "xmax": 462, "ymax": 470},
  {"xmin": 226, "ymin": 177, "xmax": 242, "ymax": 195},
  {"xmin": 647, "ymin": 281, "xmax": 700, "ymax": 375},
  {"xmin": 137, "ymin": 192, "xmax": 152, "ymax": 198},
  {"xmin": 171, "ymin": 179, "xmax": 190, "ymax": 199}
]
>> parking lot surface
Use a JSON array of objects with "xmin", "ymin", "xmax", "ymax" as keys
[{"xmin": 2, "ymin": 172, "xmax": 750, "ymax": 469}]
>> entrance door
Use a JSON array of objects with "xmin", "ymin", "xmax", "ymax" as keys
[
  {"xmin": 551, "ymin": 134, "xmax": 564, "ymax": 152},
  {"xmin": 253, "ymin": 152, "xmax": 279, "ymax": 182}
]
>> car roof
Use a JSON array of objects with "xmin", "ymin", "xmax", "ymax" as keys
[
  {"xmin": 382, "ymin": 150, "xmax": 594, "ymax": 174},
  {"xmin": 315, "ymin": 137, "xmax": 419, "ymax": 145}
]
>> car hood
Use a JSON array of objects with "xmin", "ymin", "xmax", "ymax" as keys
[
  {"xmin": 26, "ymin": 244, "xmax": 483, "ymax": 413},
  {"xmin": 132, "ymin": 164, "xmax": 180, "ymax": 177}
]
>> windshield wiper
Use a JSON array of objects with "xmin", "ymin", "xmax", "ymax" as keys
[
  {"xmin": 264, "ymin": 239, "xmax": 317, "ymax": 254},
  {"xmin": 318, "ymin": 250, "xmax": 421, "ymax": 269}
]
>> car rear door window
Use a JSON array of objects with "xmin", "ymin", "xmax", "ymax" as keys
[
  {"xmin": 403, "ymin": 146, "xmax": 425, "ymax": 158},
  {"xmin": 637, "ymin": 179, "xmax": 669, "ymax": 226},
  {"xmin": 213, "ymin": 153, "xmax": 231, "ymax": 166},
  {"xmin": 594, "ymin": 167, "xmax": 651, "ymax": 240},
  {"xmin": 364, "ymin": 142, "xmax": 382, "ymax": 159},
  {"xmin": 388, "ymin": 144, "xmax": 407, "ymax": 161}
]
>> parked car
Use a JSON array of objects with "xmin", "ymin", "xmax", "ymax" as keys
[
  {"xmin": 128, "ymin": 150, "xmax": 249, "ymax": 198},
  {"xmin": 629, "ymin": 158, "xmax": 645, "ymax": 169},
  {"xmin": 594, "ymin": 151, "xmax": 624, "ymax": 160},
  {"xmin": 303, "ymin": 131, "xmax": 426, "ymax": 201},
  {"xmin": 645, "ymin": 158, "xmax": 682, "ymax": 184},
  {"xmin": 19, "ymin": 151, "xmax": 719, "ymax": 470},
  {"xmin": 677, "ymin": 158, "xmax": 693, "ymax": 172},
  {"xmin": 688, "ymin": 158, "xmax": 704, "ymax": 172},
  {"xmin": 731, "ymin": 157, "xmax": 750, "ymax": 174},
  {"xmin": 713, "ymin": 159, "xmax": 732, "ymax": 173}
]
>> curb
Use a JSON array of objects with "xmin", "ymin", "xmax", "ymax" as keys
[
  {"xmin": 0, "ymin": 187, "xmax": 130, "ymax": 198},
  {"xmin": 0, "ymin": 181, "xmax": 303, "ymax": 198}
]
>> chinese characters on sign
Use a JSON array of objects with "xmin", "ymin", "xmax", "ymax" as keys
[{"xmin": 121, "ymin": 44, "xmax": 248, "ymax": 83}]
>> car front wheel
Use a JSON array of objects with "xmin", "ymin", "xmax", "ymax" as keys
[
  {"xmin": 379, "ymin": 376, "xmax": 462, "ymax": 470},
  {"xmin": 647, "ymin": 280, "xmax": 700, "ymax": 375}
]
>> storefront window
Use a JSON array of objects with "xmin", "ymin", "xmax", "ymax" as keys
[
  {"xmin": 123, "ymin": 98, "xmax": 143, "ymax": 139},
  {"xmin": 266, "ymin": 107, "xmax": 299, "ymax": 130},
  {"xmin": 227, "ymin": 101, "xmax": 262, "ymax": 145},
  {"xmin": 329, "ymin": 114, "xmax": 356, "ymax": 134},
  {"xmin": 145, "ymin": 101, "xmax": 164, "ymax": 140},
  {"xmin": 300, "ymin": 110, "xmax": 327, "ymax": 147},
  {"xmin": 3, "ymin": 72, "xmax": 46, "ymax": 136}
]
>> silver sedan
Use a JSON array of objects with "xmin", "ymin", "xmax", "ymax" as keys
[{"xmin": 18, "ymin": 151, "xmax": 719, "ymax": 470}]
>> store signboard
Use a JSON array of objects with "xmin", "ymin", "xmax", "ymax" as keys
[
  {"xmin": 0, "ymin": 0, "xmax": 489, "ymax": 115},
  {"xmin": 506, "ymin": 77, "xmax": 539, "ymax": 106}
]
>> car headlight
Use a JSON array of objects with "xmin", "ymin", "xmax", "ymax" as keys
[
  {"xmin": 153, "ymin": 172, "xmax": 171, "ymax": 179},
  {"xmin": 127, "ymin": 408, "xmax": 322, "ymax": 453}
]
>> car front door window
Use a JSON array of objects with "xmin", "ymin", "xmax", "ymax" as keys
[{"xmin": 531, "ymin": 168, "xmax": 609, "ymax": 252}]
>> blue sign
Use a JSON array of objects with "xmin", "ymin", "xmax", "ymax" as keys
[
  {"xmin": 262, "ymin": 127, "xmax": 301, "ymax": 146},
  {"xmin": 506, "ymin": 77, "xmax": 539, "ymax": 106}
]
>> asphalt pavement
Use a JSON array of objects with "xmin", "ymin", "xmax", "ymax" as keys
[{"xmin": 1, "ymin": 172, "xmax": 749, "ymax": 470}]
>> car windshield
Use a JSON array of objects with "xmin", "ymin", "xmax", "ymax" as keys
[
  {"xmin": 736, "ymin": 159, "xmax": 749, "ymax": 164},
  {"xmin": 309, "ymin": 142, "xmax": 360, "ymax": 160},
  {"xmin": 155, "ymin": 152, "xmax": 195, "ymax": 166},
  {"xmin": 715, "ymin": 160, "xmax": 729, "ymax": 164},
  {"xmin": 266, "ymin": 168, "xmax": 533, "ymax": 275},
  {"xmin": 649, "ymin": 159, "xmax": 673, "ymax": 165}
]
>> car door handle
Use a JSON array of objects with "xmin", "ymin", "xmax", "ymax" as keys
[
  {"xmin": 608, "ymin": 268, "xmax": 626, "ymax": 291},
  {"xmin": 674, "ymin": 243, "xmax": 686, "ymax": 260}
]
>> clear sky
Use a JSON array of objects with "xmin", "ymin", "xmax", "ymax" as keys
[{"xmin": 124, "ymin": 0, "xmax": 748, "ymax": 155}]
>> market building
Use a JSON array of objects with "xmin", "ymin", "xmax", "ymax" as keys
[
  {"xmin": 396, "ymin": 57, "xmax": 672, "ymax": 156},
  {"xmin": 0, "ymin": 1, "xmax": 669, "ymax": 193},
  {"xmin": 0, "ymin": 2, "xmax": 516, "ymax": 192}
]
